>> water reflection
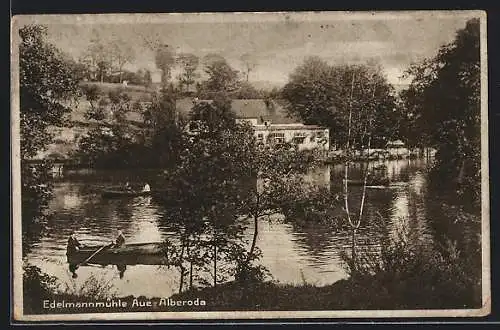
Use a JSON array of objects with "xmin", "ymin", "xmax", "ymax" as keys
[{"xmin": 25, "ymin": 158, "xmax": 448, "ymax": 298}]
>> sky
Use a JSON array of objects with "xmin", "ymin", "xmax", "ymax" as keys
[{"xmin": 15, "ymin": 12, "xmax": 481, "ymax": 88}]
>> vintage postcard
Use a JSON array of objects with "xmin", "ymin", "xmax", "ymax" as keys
[{"xmin": 11, "ymin": 11, "xmax": 490, "ymax": 322}]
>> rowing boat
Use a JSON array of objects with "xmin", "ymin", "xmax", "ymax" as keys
[
  {"xmin": 67, "ymin": 242, "xmax": 167, "ymax": 266},
  {"xmin": 101, "ymin": 190, "xmax": 151, "ymax": 198}
]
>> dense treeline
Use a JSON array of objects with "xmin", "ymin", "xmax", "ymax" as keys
[
  {"xmin": 281, "ymin": 58, "xmax": 400, "ymax": 149},
  {"xmin": 401, "ymin": 18, "xmax": 481, "ymax": 211}
]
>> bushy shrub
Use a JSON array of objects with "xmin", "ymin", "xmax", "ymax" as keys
[{"xmin": 341, "ymin": 215, "xmax": 482, "ymax": 309}]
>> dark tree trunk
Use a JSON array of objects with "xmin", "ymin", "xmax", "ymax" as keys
[
  {"xmin": 247, "ymin": 213, "xmax": 258, "ymax": 263},
  {"xmin": 189, "ymin": 261, "xmax": 193, "ymax": 289},
  {"xmin": 178, "ymin": 241, "xmax": 186, "ymax": 293},
  {"xmin": 351, "ymin": 228, "xmax": 358, "ymax": 275},
  {"xmin": 213, "ymin": 244, "xmax": 217, "ymax": 287}
]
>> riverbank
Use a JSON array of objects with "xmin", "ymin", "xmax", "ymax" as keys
[{"xmin": 24, "ymin": 272, "xmax": 481, "ymax": 315}]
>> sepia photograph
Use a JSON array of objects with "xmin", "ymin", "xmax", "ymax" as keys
[{"xmin": 11, "ymin": 11, "xmax": 489, "ymax": 321}]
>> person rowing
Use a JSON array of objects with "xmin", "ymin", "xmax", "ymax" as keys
[
  {"xmin": 67, "ymin": 231, "xmax": 82, "ymax": 255},
  {"xmin": 66, "ymin": 231, "xmax": 82, "ymax": 278},
  {"xmin": 113, "ymin": 230, "xmax": 126, "ymax": 248}
]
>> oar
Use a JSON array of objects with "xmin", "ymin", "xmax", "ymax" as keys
[{"xmin": 78, "ymin": 243, "xmax": 114, "ymax": 266}]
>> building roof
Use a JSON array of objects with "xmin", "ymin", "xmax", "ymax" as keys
[
  {"xmin": 68, "ymin": 97, "xmax": 311, "ymax": 130},
  {"xmin": 176, "ymin": 98, "xmax": 299, "ymax": 125},
  {"xmin": 231, "ymin": 99, "xmax": 298, "ymax": 124}
]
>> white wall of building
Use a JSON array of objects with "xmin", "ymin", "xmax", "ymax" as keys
[{"xmin": 253, "ymin": 125, "xmax": 330, "ymax": 151}]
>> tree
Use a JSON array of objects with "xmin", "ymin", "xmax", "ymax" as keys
[
  {"xmin": 282, "ymin": 57, "xmax": 399, "ymax": 148},
  {"xmin": 202, "ymin": 53, "xmax": 226, "ymax": 66},
  {"xmin": 154, "ymin": 44, "xmax": 176, "ymax": 86},
  {"xmin": 177, "ymin": 53, "xmax": 199, "ymax": 93},
  {"xmin": 240, "ymin": 53, "xmax": 258, "ymax": 82},
  {"xmin": 80, "ymin": 33, "xmax": 112, "ymax": 83},
  {"xmin": 141, "ymin": 84, "xmax": 184, "ymax": 168},
  {"xmin": 401, "ymin": 19, "xmax": 481, "ymax": 209},
  {"xmin": 143, "ymin": 69, "xmax": 152, "ymax": 88},
  {"xmin": 233, "ymin": 81, "xmax": 263, "ymax": 99},
  {"xmin": 81, "ymin": 84, "xmax": 105, "ymax": 121},
  {"xmin": 203, "ymin": 58, "xmax": 240, "ymax": 95},
  {"xmin": 157, "ymin": 97, "xmax": 255, "ymax": 289},
  {"xmin": 110, "ymin": 39, "xmax": 135, "ymax": 83},
  {"xmin": 19, "ymin": 24, "xmax": 79, "ymax": 240},
  {"xmin": 156, "ymin": 93, "xmax": 334, "ymax": 288}
]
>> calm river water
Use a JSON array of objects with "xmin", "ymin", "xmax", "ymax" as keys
[{"xmin": 25, "ymin": 158, "xmax": 454, "ymax": 298}]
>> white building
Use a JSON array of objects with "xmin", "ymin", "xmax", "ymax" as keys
[
  {"xmin": 238, "ymin": 121, "xmax": 329, "ymax": 151},
  {"xmin": 230, "ymin": 99, "xmax": 330, "ymax": 151},
  {"xmin": 177, "ymin": 98, "xmax": 330, "ymax": 151},
  {"xmin": 386, "ymin": 139, "xmax": 409, "ymax": 158}
]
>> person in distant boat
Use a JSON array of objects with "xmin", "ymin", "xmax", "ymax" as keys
[
  {"xmin": 114, "ymin": 230, "xmax": 126, "ymax": 247},
  {"xmin": 66, "ymin": 231, "xmax": 82, "ymax": 255},
  {"xmin": 124, "ymin": 182, "xmax": 132, "ymax": 191},
  {"xmin": 142, "ymin": 183, "xmax": 151, "ymax": 192}
]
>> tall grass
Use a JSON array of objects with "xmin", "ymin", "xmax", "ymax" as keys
[
  {"xmin": 22, "ymin": 264, "xmax": 118, "ymax": 313},
  {"xmin": 340, "ymin": 212, "xmax": 482, "ymax": 309}
]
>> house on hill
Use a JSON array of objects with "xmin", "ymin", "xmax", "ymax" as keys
[{"xmin": 178, "ymin": 98, "xmax": 330, "ymax": 152}]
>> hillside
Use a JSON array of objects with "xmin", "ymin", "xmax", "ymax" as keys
[{"xmin": 79, "ymin": 81, "xmax": 155, "ymax": 101}]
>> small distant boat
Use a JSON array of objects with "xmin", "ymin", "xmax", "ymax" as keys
[
  {"xmin": 67, "ymin": 242, "xmax": 167, "ymax": 266},
  {"xmin": 343, "ymin": 178, "xmax": 390, "ymax": 187},
  {"xmin": 101, "ymin": 189, "xmax": 151, "ymax": 198}
]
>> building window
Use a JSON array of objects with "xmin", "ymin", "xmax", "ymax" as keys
[
  {"xmin": 292, "ymin": 132, "xmax": 306, "ymax": 144},
  {"xmin": 267, "ymin": 132, "xmax": 285, "ymax": 144}
]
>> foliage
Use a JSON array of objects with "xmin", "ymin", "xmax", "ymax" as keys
[
  {"xmin": 19, "ymin": 24, "xmax": 79, "ymax": 248},
  {"xmin": 155, "ymin": 44, "xmax": 176, "ymax": 85},
  {"xmin": 76, "ymin": 125, "xmax": 137, "ymax": 168},
  {"xmin": 201, "ymin": 58, "xmax": 240, "ymax": 96},
  {"xmin": 142, "ymin": 84, "xmax": 184, "ymax": 168},
  {"xmin": 340, "ymin": 211, "xmax": 482, "ymax": 308},
  {"xmin": 281, "ymin": 57, "xmax": 399, "ymax": 148},
  {"xmin": 155, "ymin": 91, "xmax": 334, "ymax": 289},
  {"xmin": 76, "ymin": 85, "xmax": 140, "ymax": 168},
  {"xmin": 240, "ymin": 53, "xmax": 258, "ymax": 82},
  {"xmin": 21, "ymin": 161, "xmax": 54, "ymax": 233},
  {"xmin": 61, "ymin": 275, "xmax": 117, "ymax": 300},
  {"xmin": 23, "ymin": 264, "xmax": 59, "ymax": 312},
  {"xmin": 79, "ymin": 34, "xmax": 112, "ymax": 83},
  {"xmin": 19, "ymin": 25, "xmax": 79, "ymax": 158},
  {"xmin": 401, "ymin": 19, "xmax": 481, "ymax": 210},
  {"xmin": 76, "ymin": 82, "xmax": 185, "ymax": 169},
  {"xmin": 81, "ymin": 84, "xmax": 106, "ymax": 121},
  {"xmin": 231, "ymin": 81, "xmax": 265, "ymax": 99},
  {"xmin": 177, "ymin": 53, "xmax": 199, "ymax": 94},
  {"xmin": 78, "ymin": 33, "xmax": 135, "ymax": 84},
  {"xmin": 23, "ymin": 264, "xmax": 118, "ymax": 313},
  {"xmin": 109, "ymin": 38, "xmax": 135, "ymax": 83}
]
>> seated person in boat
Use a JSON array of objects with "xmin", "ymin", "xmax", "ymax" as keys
[
  {"xmin": 66, "ymin": 231, "xmax": 82, "ymax": 255},
  {"xmin": 114, "ymin": 230, "xmax": 126, "ymax": 247},
  {"xmin": 124, "ymin": 182, "xmax": 132, "ymax": 191},
  {"xmin": 142, "ymin": 183, "xmax": 151, "ymax": 192}
]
